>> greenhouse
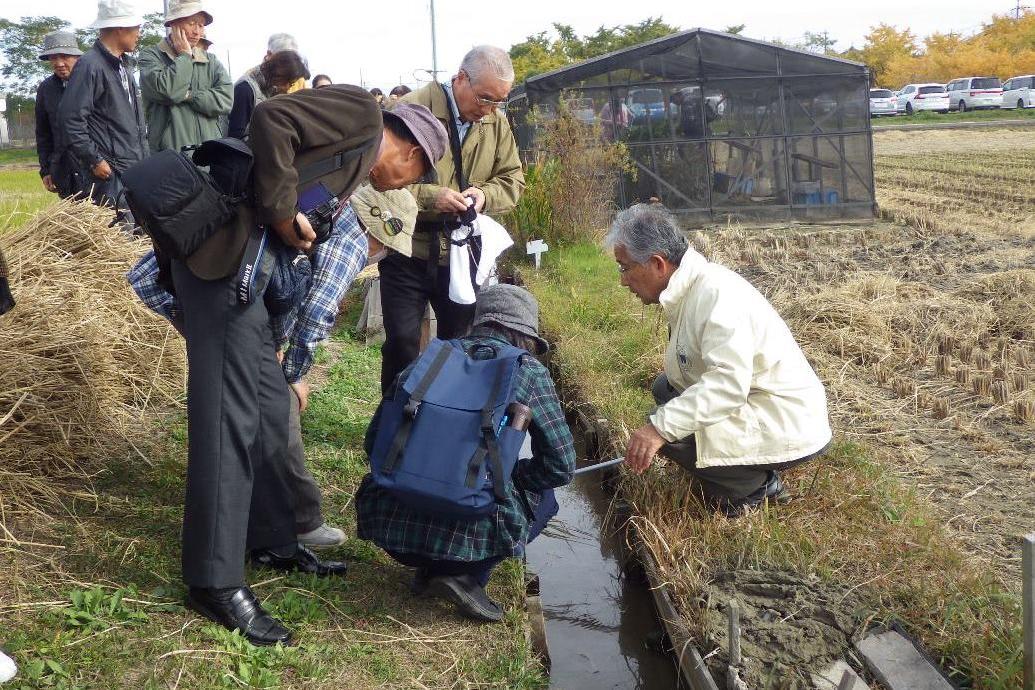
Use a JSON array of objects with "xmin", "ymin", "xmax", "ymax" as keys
[{"xmin": 508, "ymin": 29, "xmax": 877, "ymax": 224}]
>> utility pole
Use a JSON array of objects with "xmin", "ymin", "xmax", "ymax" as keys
[{"xmin": 430, "ymin": 0, "xmax": 438, "ymax": 79}]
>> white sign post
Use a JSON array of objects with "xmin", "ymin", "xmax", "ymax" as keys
[{"xmin": 526, "ymin": 239, "xmax": 549, "ymax": 270}]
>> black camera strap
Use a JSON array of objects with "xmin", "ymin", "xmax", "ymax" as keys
[{"xmin": 434, "ymin": 83, "xmax": 481, "ymax": 286}]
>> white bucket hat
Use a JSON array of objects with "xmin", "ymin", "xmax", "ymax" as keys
[
  {"xmin": 89, "ymin": 0, "xmax": 143, "ymax": 29},
  {"xmin": 164, "ymin": 0, "xmax": 213, "ymax": 26}
]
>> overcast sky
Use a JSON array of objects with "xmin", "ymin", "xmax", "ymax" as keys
[{"xmin": 1, "ymin": 0, "xmax": 1010, "ymax": 86}]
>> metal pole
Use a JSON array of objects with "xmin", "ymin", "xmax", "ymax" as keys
[
  {"xmin": 430, "ymin": 0, "xmax": 439, "ymax": 80},
  {"xmin": 1024, "ymin": 533, "xmax": 1035, "ymax": 690},
  {"xmin": 162, "ymin": 0, "xmax": 169, "ymax": 16}
]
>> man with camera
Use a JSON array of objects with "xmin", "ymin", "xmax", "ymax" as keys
[
  {"xmin": 137, "ymin": 0, "xmax": 233, "ymax": 153},
  {"xmin": 167, "ymin": 85, "xmax": 446, "ymax": 646},
  {"xmin": 381, "ymin": 45, "xmax": 524, "ymax": 393}
]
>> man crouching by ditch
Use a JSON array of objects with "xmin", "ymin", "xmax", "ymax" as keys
[{"xmin": 609, "ymin": 204, "xmax": 832, "ymax": 516}]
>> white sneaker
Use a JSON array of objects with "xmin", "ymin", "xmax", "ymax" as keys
[
  {"xmin": 297, "ymin": 523, "xmax": 346, "ymax": 548},
  {"xmin": 0, "ymin": 649, "xmax": 17, "ymax": 683}
]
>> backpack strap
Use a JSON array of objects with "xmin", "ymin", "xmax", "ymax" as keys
[
  {"xmin": 477, "ymin": 360, "xmax": 510, "ymax": 502},
  {"xmin": 382, "ymin": 343, "xmax": 453, "ymax": 475}
]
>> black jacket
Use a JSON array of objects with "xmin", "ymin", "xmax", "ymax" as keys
[
  {"xmin": 59, "ymin": 39, "xmax": 148, "ymax": 174},
  {"xmin": 35, "ymin": 74, "xmax": 79, "ymax": 196}
]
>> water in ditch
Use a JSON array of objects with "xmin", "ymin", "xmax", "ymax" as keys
[{"xmin": 526, "ymin": 461, "xmax": 680, "ymax": 689}]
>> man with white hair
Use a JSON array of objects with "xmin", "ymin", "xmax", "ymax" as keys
[
  {"xmin": 381, "ymin": 45, "xmax": 524, "ymax": 392},
  {"xmin": 228, "ymin": 33, "xmax": 303, "ymax": 139},
  {"xmin": 609, "ymin": 203, "xmax": 832, "ymax": 516}
]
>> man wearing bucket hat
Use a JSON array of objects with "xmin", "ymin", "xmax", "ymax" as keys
[
  {"xmin": 35, "ymin": 30, "xmax": 83, "ymax": 198},
  {"xmin": 270, "ymin": 185, "xmax": 419, "ymax": 549},
  {"xmin": 356, "ymin": 284, "xmax": 575, "ymax": 623},
  {"xmin": 59, "ymin": 0, "xmax": 147, "ymax": 215},
  {"xmin": 138, "ymin": 0, "xmax": 232, "ymax": 154}
]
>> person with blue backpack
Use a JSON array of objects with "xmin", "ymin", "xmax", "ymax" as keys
[{"xmin": 356, "ymin": 284, "xmax": 576, "ymax": 622}]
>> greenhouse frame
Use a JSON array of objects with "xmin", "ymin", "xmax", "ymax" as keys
[{"xmin": 508, "ymin": 28, "xmax": 878, "ymax": 224}]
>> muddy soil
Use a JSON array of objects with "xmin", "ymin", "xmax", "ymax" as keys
[
  {"xmin": 696, "ymin": 570, "xmax": 867, "ymax": 689},
  {"xmin": 702, "ymin": 221, "xmax": 1035, "ymax": 586}
]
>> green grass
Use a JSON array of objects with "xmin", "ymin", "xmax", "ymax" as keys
[
  {"xmin": 525, "ymin": 243, "xmax": 1023, "ymax": 689},
  {"xmin": 0, "ymin": 168, "xmax": 54, "ymax": 233},
  {"xmin": 1, "ymin": 331, "xmax": 545, "ymax": 689},
  {"xmin": 875, "ymin": 106, "xmax": 1035, "ymax": 125},
  {"xmin": 0, "ymin": 147, "xmax": 39, "ymax": 166}
]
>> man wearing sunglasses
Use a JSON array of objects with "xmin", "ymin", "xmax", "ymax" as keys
[{"xmin": 381, "ymin": 45, "xmax": 524, "ymax": 393}]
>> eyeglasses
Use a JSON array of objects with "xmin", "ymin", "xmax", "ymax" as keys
[
  {"xmin": 369, "ymin": 205, "xmax": 404, "ymax": 236},
  {"xmin": 474, "ymin": 94, "xmax": 509, "ymax": 110},
  {"xmin": 460, "ymin": 70, "xmax": 508, "ymax": 110}
]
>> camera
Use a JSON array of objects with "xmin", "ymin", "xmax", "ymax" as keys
[
  {"xmin": 297, "ymin": 182, "xmax": 339, "ymax": 244},
  {"xmin": 458, "ymin": 195, "xmax": 477, "ymax": 225}
]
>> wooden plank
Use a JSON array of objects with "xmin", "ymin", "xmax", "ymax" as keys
[{"xmin": 856, "ymin": 631, "xmax": 952, "ymax": 690}]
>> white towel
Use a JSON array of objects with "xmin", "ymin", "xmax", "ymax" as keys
[{"xmin": 448, "ymin": 214, "xmax": 514, "ymax": 304}]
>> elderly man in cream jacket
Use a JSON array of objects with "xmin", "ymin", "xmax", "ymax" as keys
[{"xmin": 608, "ymin": 204, "xmax": 832, "ymax": 516}]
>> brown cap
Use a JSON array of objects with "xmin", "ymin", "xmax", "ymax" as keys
[{"xmin": 383, "ymin": 102, "xmax": 447, "ymax": 184}]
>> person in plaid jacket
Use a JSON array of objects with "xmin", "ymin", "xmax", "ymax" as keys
[{"xmin": 356, "ymin": 284, "xmax": 576, "ymax": 622}]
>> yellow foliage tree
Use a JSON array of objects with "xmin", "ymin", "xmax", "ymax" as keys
[{"xmin": 850, "ymin": 11, "xmax": 1035, "ymax": 88}]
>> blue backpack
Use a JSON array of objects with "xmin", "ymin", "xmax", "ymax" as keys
[{"xmin": 368, "ymin": 338, "xmax": 529, "ymax": 518}]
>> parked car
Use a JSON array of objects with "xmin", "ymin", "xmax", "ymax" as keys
[
  {"xmin": 1001, "ymin": 75, "xmax": 1035, "ymax": 109},
  {"xmin": 896, "ymin": 84, "xmax": 950, "ymax": 114},
  {"xmin": 627, "ymin": 87, "xmax": 667, "ymax": 124},
  {"xmin": 945, "ymin": 77, "xmax": 1003, "ymax": 111},
  {"xmin": 869, "ymin": 88, "xmax": 897, "ymax": 117}
]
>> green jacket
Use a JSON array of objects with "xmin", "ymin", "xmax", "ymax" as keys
[
  {"xmin": 138, "ymin": 39, "xmax": 233, "ymax": 153},
  {"xmin": 398, "ymin": 82, "xmax": 525, "ymax": 262}
]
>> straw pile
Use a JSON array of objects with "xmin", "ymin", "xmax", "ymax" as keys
[{"xmin": 0, "ymin": 199, "xmax": 185, "ymax": 514}]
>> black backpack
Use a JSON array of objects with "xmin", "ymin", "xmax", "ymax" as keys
[{"xmin": 123, "ymin": 139, "xmax": 253, "ymax": 261}]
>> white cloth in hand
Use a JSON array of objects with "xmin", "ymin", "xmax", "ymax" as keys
[{"xmin": 448, "ymin": 213, "xmax": 514, "ymax": 304}]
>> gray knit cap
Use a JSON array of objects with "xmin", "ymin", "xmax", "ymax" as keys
[{"xmin": 472, "ymin": 284, "xmax": 549, "ymax": 354}]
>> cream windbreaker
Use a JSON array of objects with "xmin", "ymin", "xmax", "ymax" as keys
[{"xmin": 649, "ymin": 249, "xmax": 832, "ymax": 468}]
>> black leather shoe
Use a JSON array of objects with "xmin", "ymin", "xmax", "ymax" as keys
[
  {"xmin": 716, "ymin": 471, "xmax": 790, "ymax": 518},
  {"xmin": 250, "ymin": 545, "xmax": 348, "ymax": 577},
  {"xmin": 411, "ymin": 568, "xmax": 431, "ymax": 596},
  {"xmin": 427, "ymin": 574, "xmax": 503, "ymax": 623},
  {"xmin": 187, "ymin": 586, "xmax": 292, "ymax": 646}
]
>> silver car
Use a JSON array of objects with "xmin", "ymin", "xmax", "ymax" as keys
[{"xmin": 869, "ymin": 88, "xmax": 897, "ymax": 117}]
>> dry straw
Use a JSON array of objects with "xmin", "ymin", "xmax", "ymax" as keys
[
  {"xmin": 1014, "ymin": 400, "xmax": 1034, "ymax": 424},
  {"xmin": 0, "ymin": 199, "xmax": 185, "ymax": 517},
  {"xmin": 992, "ymin": 381, "xmax": 1010, "ymax": 404}
]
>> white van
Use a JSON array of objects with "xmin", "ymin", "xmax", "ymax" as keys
[
  {"xmin": 1001, "ymin": 75, "xmax": 1035, "ymax": 109},
  {"xmin": 945, "ymin": 77, "xmax": 1004, "ymax": 111}
]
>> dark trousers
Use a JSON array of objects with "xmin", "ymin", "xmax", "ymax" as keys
[
  {"xmin": 387, "ymin": 489, "xmax": 558, "ymax": 588},
  {"xmin": 652, "ymin": 375, "xmax": 826, "ymax": 500},
  {"xmin": 285, "ymin": 391, "xmax": 324, "ymax": 534},
  {"xmin": 173, "ymin": 261, "xmax": 297, "ymax": 588},
  {"xmin": 379, "ymin": 251, "xmax": 476, "ymax": 394}
]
